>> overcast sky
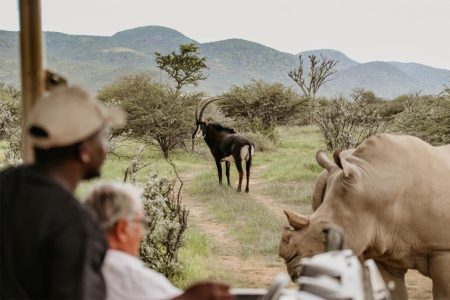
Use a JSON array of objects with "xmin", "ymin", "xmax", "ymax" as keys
[{"xmin": 1, "ymin": 0, "xmax": 449, "ymax": 69}]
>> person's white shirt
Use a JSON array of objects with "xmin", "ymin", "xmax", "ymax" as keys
[{"xmin": 102, "ymin": 249, "xmax": 182, "ymax": 300}]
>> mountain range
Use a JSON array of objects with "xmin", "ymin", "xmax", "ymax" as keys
[{"xmin": 1, "ymin": 25, "xmax": 449, "ymax": 99}]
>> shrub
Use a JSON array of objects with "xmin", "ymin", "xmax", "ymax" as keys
[
  {"xmin": 244, "ymin": 131, "xmax": 276, "ymax": 152},
  {"xmin": 139, "ymin": 173, "xmax": 189, "ymax": 279},
  {"xmin": 0, "ymin": 83, "xmax": 21, "ymax": 167},
  {"xmin": 122, "ymin": 146, "xmax": 189, "ymax": 279},
  {"xmin": 315, "ymin": 97, "xmax": 387, "ymax": 151},
  {"xmin": 393, "ymin": 96, "xmax": 450, "ymax": 146},
  {"xmin": 220, "ymin": 80, "xmax": 307, "ymax": 140}
]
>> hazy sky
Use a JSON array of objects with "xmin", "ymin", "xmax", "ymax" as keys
[{"xmin": 1, "ymin": 0, "xmax": 449, "ymax": 69}]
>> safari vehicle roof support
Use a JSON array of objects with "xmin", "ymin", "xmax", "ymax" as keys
[{"xmin": 19, "ymin": 0, "xmax": 45, "ymax": 163}]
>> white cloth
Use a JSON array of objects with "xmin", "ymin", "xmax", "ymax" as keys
[{"xmin": 102, "ymin": 250, "xmax": 182, "ymax": 300}]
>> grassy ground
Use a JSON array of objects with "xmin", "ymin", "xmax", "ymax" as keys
[
  {"xmin": 258, "ymin": 126, "xmax": 324, "ymax": 205},
  {"xmin": 173, "ymin": 226, "xmax": 245, "ymax": 288}
]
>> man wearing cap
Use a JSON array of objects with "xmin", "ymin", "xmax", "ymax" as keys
[{"xmin": 0, "ymin": 86, "xmax": 125, "ymax": 299}]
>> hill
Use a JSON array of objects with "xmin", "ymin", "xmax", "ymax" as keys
[{"xmin": 1, "ymin": 26, "xmax": 449, "ymax": 98}]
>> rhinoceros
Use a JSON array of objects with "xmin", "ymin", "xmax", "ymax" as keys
[{"xmin": 278, "ymin": 133, "xmax": 450, "ymax": 299}]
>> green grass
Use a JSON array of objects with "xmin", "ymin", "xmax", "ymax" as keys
[
  {"xmin": 254, "ymin": 126, "xmax": 326, "ymax": 207},
  {"xmin": 173, "ymin": 226, "xmax": 244, "ymax": 288},
  {"xmin": 258, "ymin": 126, "xmax": 324, "ymax": 181}
]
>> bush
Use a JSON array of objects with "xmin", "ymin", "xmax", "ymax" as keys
[
  {"xmin": 122, "ymin": 146, "xmax": 189, "ymax": 279},
  {"xmin": 315, "ymin": 97, "xmax": 387, "ymax": 151},
  {"xmin": 139, "ymin": 173, "xmax": 189, "ymax": 279},
  {"xmin": 392, "ymin": 96, "xmax": 450, "ymax": 146},
  {"xmin": 220, "ymin": 80, "xmax": 307, "ymax": 140},
  {"xmin": 244, "ymin": 131, "xmax": 277, "ymax": 152},
  {"xmin": 0, "ymin": 83, "xmax": 21, "ymax": 167}
]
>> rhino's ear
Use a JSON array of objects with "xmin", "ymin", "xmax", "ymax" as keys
[
  {"xmin": 335, "ymin": 149, "xmax": 360, "ymax": 180},
  {"xmin": 341, "ymin": 157, "xmax": 361, "ymax": 180},
  {"xmin": 316, "ymin": 150, "xmax": 335, "ymax": 172},
  {"xmin": 284, "ymin": 210, "xmax": 309, "ymax": 230}
]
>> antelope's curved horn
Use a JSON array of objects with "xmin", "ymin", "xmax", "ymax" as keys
[
  {"xmin": 198, "ymin": 97, "xmax": 224, "ymax": 122},
  {"xmin": 316, "ymin": 150, "xmax": 335, "ymax": 172},
  {"xmin": 195, "ymin": 98, "xmax": 205, "ymax": 123}
]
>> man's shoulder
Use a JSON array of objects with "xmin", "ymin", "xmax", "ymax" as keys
[
  {"xmin": 1, "ymin": 164, "xmax": 88, "ymax": 225},
  {"xmin": 103, "ymin": 250, "xmax": 169, "ymax": 283},
  {"xmin": 103, "ymin": 250, "xmax": 181, "ymax": 298}
]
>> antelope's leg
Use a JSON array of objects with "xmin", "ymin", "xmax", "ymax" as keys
[
  {"xmin": 215, "ymin": 159, "xmax": 223, "ymax": 185},
  {"xmin": 235, "ymin": 159, "xmax": 243, "ymax": 192},
  {"xmin": 225, "ymin": 161, "xmax": 231, "ymax": 187},
  {"xmin": 245, "ymin": 159, "xmax": 251, "ymax": 193}
]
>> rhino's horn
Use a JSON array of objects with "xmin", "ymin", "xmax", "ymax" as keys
[
  {"xmin": 316, "ymin": 150, "xmax": 335, "ymax": 172},
  {"xmin": 284, "ymin": 210, "xmax": 309, "ymax": 230}
]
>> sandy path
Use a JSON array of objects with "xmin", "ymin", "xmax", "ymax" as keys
[{"xmin": 177, "ymin": 167, "xmax": 286, "ymax": 288}]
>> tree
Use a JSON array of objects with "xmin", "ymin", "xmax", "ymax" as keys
[
  {"xmin": 220, "ymin": 80, "xmax": 307, "ymax": 138},
  {"xmin": 288, "ymin": 54, "xmax": 338, "ymax": 123},
  {"xmin": 98, "ymin": 74, "xmax": 200, "ymax": 158},
  {"xmin": 155, "ymin": 43, "xmax": 208, "ymax": 91}
]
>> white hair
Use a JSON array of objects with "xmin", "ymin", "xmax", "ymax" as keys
[{"xmin": 84, "ymin": 182, "xmax": 143, "ymax": 230}]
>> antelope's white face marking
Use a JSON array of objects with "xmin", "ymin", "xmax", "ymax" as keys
[{"xmin": 194, "ymin": 125, "xmax": 205, "ymax": 139}]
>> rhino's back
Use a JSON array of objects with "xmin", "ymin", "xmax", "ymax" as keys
[
  {"xmin": 354, "ymin": 133, "xmax": 450, "ymax": 248},
  {"xmin": 353, "ymin": 133, "xmax": 449, "ymax": 174}
]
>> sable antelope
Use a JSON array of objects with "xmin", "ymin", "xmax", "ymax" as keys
[{"xmin": 193, "ymin": 97, "xmax": 255, "ymax": 193}]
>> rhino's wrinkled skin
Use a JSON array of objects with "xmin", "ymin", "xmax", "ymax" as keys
[{"xmin": 279, "ymin": 134, "xmax": 450, "ymax": 299}]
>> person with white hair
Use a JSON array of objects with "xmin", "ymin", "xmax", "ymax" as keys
[{"xmin": 85, "ymin": 182, "xmax": 234, "ymax": 300}]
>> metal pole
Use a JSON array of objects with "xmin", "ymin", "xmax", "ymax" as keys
[{"xmin": 19, "ymin": 0, "xmax": 45, "ymax": 163}]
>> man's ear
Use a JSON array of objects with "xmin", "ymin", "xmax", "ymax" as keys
[
  {"xmin": 78, "ymin": 141, "xmax": 92, "ymax": 164},
  {"xmin": 114, "ymin": 218, "xmax": 129, "ymax": 242}
]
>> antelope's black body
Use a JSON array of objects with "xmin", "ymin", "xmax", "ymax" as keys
[{"xmin": 193, "ymin": 98, "xmax": 254, "ymax": 192}]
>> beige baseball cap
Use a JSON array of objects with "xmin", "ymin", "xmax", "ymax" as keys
[{"xmin": 28, "ymin": 85, "xmax": 126, "ymax": 149}]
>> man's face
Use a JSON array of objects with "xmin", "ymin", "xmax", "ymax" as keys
[{"xmin": 81, "ymin": 127, "xmax": 108, "ymax": 179}]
